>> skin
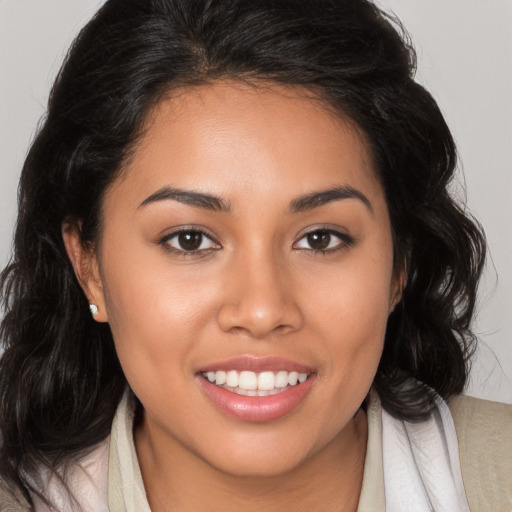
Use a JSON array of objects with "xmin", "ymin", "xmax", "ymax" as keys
[{"xmin": 64, "ymin": 82, "xmax": 400, "ymax": 511}]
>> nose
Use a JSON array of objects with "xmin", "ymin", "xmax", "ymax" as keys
[{"xmin": 217, "ymin": 250, "xmax": 303, "ymax": 339}]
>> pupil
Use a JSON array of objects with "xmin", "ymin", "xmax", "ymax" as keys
[
  {"xmin": 178, "ymin": 232, "xmax": 202, "ymax": 251},
  {"xmin": 307, "ymin": 231, "xmax": 330, "ymax": 250}
]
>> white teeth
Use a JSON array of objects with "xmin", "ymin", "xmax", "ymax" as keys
[
  {"xmin": 288, "ymin": 371, "xmax": 299, "ymax": 386},
  {"xmin": 275, "ymin": 371, "xmax": 289, "ymax": 388},
  {"xmin": 239, "ymin": 371, "xmax": 258, "ymax": 390},
  {"xmin": 202, "ymin": 369, "xmax": 310, "ymax": 392},
  {"xmin": 226, "ymin": 370, "xmax": 239, "ymax": 388},
  {"xmin": 215, "ymin": 370, "xmax": 226, "ymax": 385},
  {"xmin": 257, "ymin": 371, "xmax": 275, "ymax": 390}
]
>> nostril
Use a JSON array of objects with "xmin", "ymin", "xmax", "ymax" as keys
[
  {"xmin": 216, "ymin": 300, "xmax": 303, "ymax": 338},
  {"xmin": 216, "ymin": 264, "xmax": 304, "ymax": 337}
]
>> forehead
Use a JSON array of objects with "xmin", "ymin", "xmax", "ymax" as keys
[{"xmin": 108, "ymin": 81, "xmax": 383, "ymax": 210}]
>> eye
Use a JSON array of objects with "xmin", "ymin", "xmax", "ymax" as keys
[
  {"xmin": 293, "ymin": 229, "xmax": 353, "ymax": 253},
  {"xmin": 161, "ymin": 229, "xmax": 220, "ymax": 254}
]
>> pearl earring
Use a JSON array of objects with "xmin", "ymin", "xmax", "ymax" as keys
[{"xmin": 89, "ymin": 303, "xmax": 99, "ymax": 316}]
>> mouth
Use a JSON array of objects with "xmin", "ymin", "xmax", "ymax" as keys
[
  {"xmin": 201, "ymin": 370, "xmax": 310, "ymax": 396},
  {"xmin": 196, "ymin": 357, "xmax": 315, "ymax": 422}
]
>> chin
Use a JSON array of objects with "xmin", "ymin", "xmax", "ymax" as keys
[
  {"xmin": 193, "ymin": 427, "xmax": 325, "ymax": 479},
  {"xmin": 207, "ymin": 451, "xmax": 309, "ymax": 479}
]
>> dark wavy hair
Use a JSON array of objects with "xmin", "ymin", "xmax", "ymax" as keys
[{"xmin": 0, "ymin": 0, "xmax": 485, "ymax": 501}]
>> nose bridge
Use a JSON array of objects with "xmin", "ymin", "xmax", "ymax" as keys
[{"xmin": 217, "ymin": 241, "xmax": 302, "ymax": 337}]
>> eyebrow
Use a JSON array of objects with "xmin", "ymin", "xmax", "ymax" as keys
[
  {"xmin": 139, "ymin": 187, "xmax": 231, "ymax": 212},
  {"xmin": 139, "ymin": 185, "xmax": 372, "ymax": 215},
  {"xmin": 289, "ymin": 186, "xmax": 373, "ymax": 214}
]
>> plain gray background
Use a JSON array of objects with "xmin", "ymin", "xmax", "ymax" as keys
[{"xmin": 1, "ymin": 0, "xmax": 510, "ymax": 402}]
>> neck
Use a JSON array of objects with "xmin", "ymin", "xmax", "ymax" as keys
[{"xmin": 135, "ymin": 410, "xmax": 368, "ymax": 512}]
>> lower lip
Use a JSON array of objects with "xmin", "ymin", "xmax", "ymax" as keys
[{"xmin": 197, "ymin": 375, "xmax": 315, "ymax": 422}]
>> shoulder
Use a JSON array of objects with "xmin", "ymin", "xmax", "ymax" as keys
[
  {"xmin": 449, "ymin": 393, "xmax": 512, "ymax": 449},
  {"xmin": 448, "ymin": 394, "xmax": 512, "ymax": 511},
  {"xmin": 449, "ymin": 393, "xmax": 512, "ymax": 441}
]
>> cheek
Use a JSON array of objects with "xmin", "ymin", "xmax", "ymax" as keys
[
  {"xmin": 101, "ymin": 226, "xmax": 213, "ymax": 327},
  {"xmin": 303, "ymin": 244, "xmax": 393, "ymax": 386},
  {"xmin": 98, "ymin": 243, "xmax": 219, "ymax": 392},
  {"xmin": 308, "ymin": 251, "xmax": 393, "ymax": 335}
]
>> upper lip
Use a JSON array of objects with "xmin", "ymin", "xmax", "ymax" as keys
[{"xmin": 197, "ymin": 355, "xmax": 314, "ymax": 374}]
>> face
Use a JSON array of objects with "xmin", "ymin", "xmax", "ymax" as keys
[{"xmin": 80, "ymin": 82, "xmax": 397, "ymax": 477}]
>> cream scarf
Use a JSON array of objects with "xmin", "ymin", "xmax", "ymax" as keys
[{"xmin": 381, "ymin": 393, "xmax": 470, "ymax": 511}]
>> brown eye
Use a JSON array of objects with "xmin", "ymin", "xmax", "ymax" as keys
[
  {"xmin": 178, "ymin": 231, "xmax": 203, "ymax": 251},
  {"xmin": 294, "ymin": 228, "xmax": 353, "ymax": 253},
  {"xmin": 306, "ymin": 231, "xmax": 331, "ymax": 251},
  {"xmin": 162, "ymin": 229, "xmax": 220, "ymax": 253}
]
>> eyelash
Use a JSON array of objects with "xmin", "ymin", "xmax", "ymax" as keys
[
  {"xmin": 159, "ymin": 227, "xmax": 354, "ymax": 256},
  {"xmin": 293, "ymin": 228, "xmax": 354, "ymax": 255},
  {"xmin": 159, "ymin": 228, "xmax": 220, "ymax": 257}
]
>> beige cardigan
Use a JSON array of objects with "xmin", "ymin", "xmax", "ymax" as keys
[{"xmin": 1, "ymin": 393, "xmax": 511, "ymax": 511}]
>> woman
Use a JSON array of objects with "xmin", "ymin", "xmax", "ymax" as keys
[{"xmin": 0, "ymin": 0, "xmax": 510, "ymax": 510}]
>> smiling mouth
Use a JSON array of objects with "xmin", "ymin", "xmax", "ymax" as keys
[{"xmin": 201, "ymin": 370, "xmax": 310, "ymax": 396}]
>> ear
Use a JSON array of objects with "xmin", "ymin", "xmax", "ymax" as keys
[
  {"xmin": 389, "ymin": 249, "xmax": 409, "ymax": 313},
  {"xmin": 389, "ymin": 269, "xmax": 407, "ymax": 314},
  {"xmin": 62, "ymin": 223, "xmax": 108, "ymax": 322}
]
